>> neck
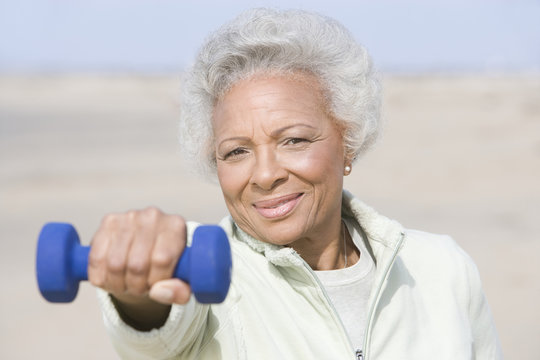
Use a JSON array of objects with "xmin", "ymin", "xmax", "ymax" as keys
[{"xmin": 292, "ymin": 218, "xmax": 357, "ymax": 271}]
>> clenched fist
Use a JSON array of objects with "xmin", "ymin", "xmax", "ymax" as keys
[{"xmin": 88, "ymin": 207, "xmax": 191, "ymax": 330}]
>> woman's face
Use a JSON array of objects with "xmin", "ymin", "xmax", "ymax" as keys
[{"xmin": 213, "ymin": 74, "xmax": 347, "ymax": 248}]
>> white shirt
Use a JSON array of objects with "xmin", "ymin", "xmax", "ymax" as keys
[{"xmin": 315, "ymin": 217, "xmax": 375, "ymax": 352}]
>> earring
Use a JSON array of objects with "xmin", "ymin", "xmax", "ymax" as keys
[{"xmin": 344, "ymin": 165, "xmax": 351, "ymax": 175}]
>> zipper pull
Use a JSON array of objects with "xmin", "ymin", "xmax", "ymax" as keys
[{"xmin": 356, "ymin": 349, "xmax": 363, "ymax": 360}]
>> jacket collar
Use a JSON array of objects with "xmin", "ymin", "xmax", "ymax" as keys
[
  {"xmin": 341, "ymin": 189, "xmax": 405, "ymax": 259},
  {"xmin": 225, "ymin": 189, "xmax": 405, "ymax": 267}
]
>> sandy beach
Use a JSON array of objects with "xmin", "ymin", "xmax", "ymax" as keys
[{"xmin": 1, "ymin": 74, "xmax": 538, "ymax": 359}]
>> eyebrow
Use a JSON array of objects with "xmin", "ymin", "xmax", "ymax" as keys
[
  {"xmin": 270, "ymin": 123, "xmax": 316, "ymax": 137},
  {"xmin": 217, "ymin": 123, "xmax": 317, "ymax": 147}
]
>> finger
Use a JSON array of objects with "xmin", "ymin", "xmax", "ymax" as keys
[
  {"xmin": 149, "ymin": 279, "xmax": 191, "ymax": 305},
  {"xmin": 148, "ymin": 215, "xmax": 186, "ymax": 285},
  {"xmin": 88, "ymin": 213, "xmax": 120, "ymax": 289},
  {"xmin": 105, "ymin": 216, "xmax": 135, "ymax": 294},
  {"xmin": 88, "ymin": 225, "xmax": 111, "ymax": 289},
  {"xmin": 124, "ymin": 217, "xmax": 155, "ymax": 296}
]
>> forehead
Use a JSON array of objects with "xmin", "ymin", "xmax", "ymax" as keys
[{"xmin": 212, "ymin": 73, "xmax": 330, "ymax": 133}]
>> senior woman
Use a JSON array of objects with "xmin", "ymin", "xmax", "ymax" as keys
[{"xmin": 90, "ymin": 8, "xmax": 502, "ymax": 360}]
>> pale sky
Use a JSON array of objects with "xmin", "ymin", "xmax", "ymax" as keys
[{"xmin": 1, "ymin": 0, "xmax": 539, "ymax": 73}]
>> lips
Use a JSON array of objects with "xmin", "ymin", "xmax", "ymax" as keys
[{"xmin": 253, "ymin": 193, "xmax": 303, "ymax": 219}]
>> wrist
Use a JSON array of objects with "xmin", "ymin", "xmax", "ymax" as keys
[{"xmin": 110, "ymin": 293, "xmax": 171, "ymax": 331}]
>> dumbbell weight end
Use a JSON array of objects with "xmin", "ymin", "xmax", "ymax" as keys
[{"xmin": 36, "ymin": 223, "xmax": 87, "ymax": 303}]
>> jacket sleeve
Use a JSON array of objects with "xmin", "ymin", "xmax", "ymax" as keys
[
  {"xmin": 95, "ymin": 221, "xmax": 212, "ymax": 359},
  {"xmin": 97, "ymin": 289, "xmax": 209, "ymax": 359},
  {"xmin": 459, "ymin": 249, "xmax": 504, "ymax": 359}
]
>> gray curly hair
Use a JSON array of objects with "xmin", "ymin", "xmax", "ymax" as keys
[{"xmin": 179, "ymin": 8, "xmax": 381, "ymax": 180}]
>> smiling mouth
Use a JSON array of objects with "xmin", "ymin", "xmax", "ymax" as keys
[{"xmin": 253, "ymin": 193, "xmax": 304, "ymax": 219}]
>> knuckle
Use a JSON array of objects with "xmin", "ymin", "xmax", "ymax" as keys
[
  {"xmin": 88, "ymin": 272, "xmax": 105, "ymax": 288},
  {"xmin": 127, "ymin": 257, "xmax": 149, "ymax": 276},
  {"xmin": 88, "ymin": 249, "xmax": 104, "ymax": 266},
  {"xmin": 131, "ymin": 207, "xmax": 163, "ymax": 228},
  {"xmin": 167, "ymin": 215, "xmax": 186, "ymax": 233},
  {"xmin": 107, "ymin": 254, "xmax": 127, "ymax": 273},
  {"xmin": 144, "ymin": 206, "xmax": 162, "ymax": 219},
  {"xmin": 126, "ymin": 209, "xmax": 138, "ymax": 221},
  {"xmin": 101, "ymin": 213, "xmax": 119, "ymax": 228},
  {"xmin": 88, "ymin": 261, "xmax": 106, "ymax": 283},
  {"xmin": 151, "ymin": 250, "xmax": 176, "ymax": 269}
]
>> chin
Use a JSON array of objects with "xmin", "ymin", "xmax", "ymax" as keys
[{"xmin": 255, "ymin": 220, "xmax": 306, "ymax": 246}]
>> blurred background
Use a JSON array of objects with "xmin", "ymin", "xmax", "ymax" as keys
[{"xmin": 1, "ymin": 0, "xmax": 539, "ymax": 358}]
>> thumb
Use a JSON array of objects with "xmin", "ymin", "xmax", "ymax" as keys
[{"xmin": 149, "ymin": 279, "xmax": 192, "ymax": 305}]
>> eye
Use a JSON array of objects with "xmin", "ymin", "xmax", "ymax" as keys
[
  {"xmin": 284, "ymin": 137, "xmax": 308, "ymax": 145},
  {"xmin": 224, "ymin": 147, "xmax": 248, "ymax": 159}
]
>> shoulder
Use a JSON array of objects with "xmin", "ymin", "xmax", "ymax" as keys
[
  {"xmin": 401, "ymin": 229, "xmax": 475, "ymax": 268},
  {"xmin": 394, "ymin": 229, "xmax": 481, "ymax": 303}
]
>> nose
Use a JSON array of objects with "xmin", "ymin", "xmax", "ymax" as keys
[{"xmin": 249, "ymin": 147, "xmax": 288, "ymax": 190}]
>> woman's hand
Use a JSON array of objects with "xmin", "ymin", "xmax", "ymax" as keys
[{"xmin": 88, "ymin": 207, "xmax": 191, "ymax": 330}]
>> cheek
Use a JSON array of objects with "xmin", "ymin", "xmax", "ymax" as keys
[
  {"xmin": 285, "ymin": 143, "xmax": 344, "ymax": 183},
  {"xmin": 217, "ymin": 166, "xmax": 235, "ymax": 199},
  {"xmin": 217, "ymin": 163, "xmax": 248, "ymax": 203}
]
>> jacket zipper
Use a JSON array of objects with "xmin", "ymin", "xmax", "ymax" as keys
[
  {"xmin": 361, "ymin": 231, "xmax": 406, "ymax": 360},
  {"xmin": 298, "ymin": 258, "xmax": 357, "ymax": 359}
]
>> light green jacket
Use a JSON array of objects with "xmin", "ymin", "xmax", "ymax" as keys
[{"xmin": 98, "ymin": 190, "xmax": 502, "ymax": 359}]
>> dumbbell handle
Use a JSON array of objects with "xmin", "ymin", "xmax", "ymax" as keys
[
  {"xmin": 62, "ymin": 244, "xmax": 193, "ymax": 283},
  {"xmin": 71, "ymin": 245, "xmax": 90, "ymax": 282}
]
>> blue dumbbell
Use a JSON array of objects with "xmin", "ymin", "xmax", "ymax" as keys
[{"xmin": 36, "ymin": 222, "xmax": 232, "ymax": 304}]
